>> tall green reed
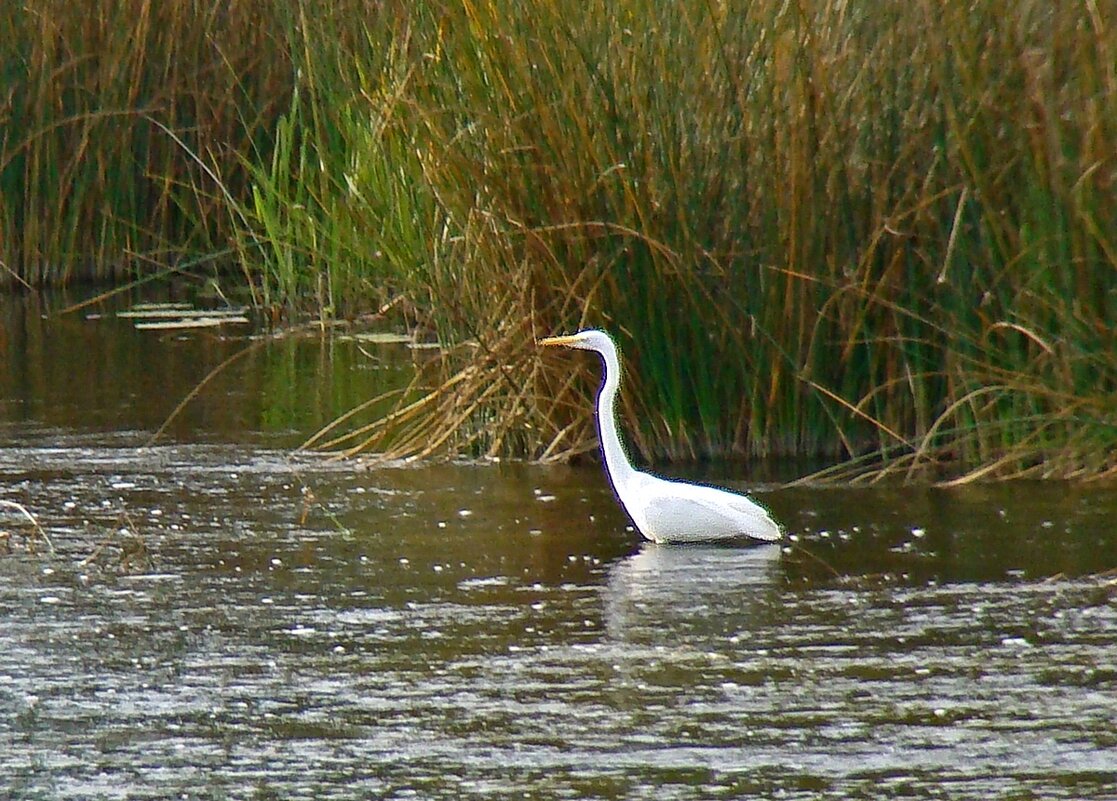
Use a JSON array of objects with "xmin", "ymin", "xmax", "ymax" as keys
[
  {"xmin": 5, "ymin": 0, "xmax": 1115, "ymax": 478},
  {"xmin": 269, "ymin": 0, "xmax": 1114, "ymax": 477}
]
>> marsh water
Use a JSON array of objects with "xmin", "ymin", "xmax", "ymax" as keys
[{"xmin": 2, "ymin": 292, "xmax": 1116, "ymax": 800}]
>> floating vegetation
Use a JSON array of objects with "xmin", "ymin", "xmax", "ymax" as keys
[
  {"xmin": 0, "ymin": 500, "xmax": 53, "ymax": 554},
  {"xmin": 113, "ymin": 303, "xmax": 251, "ymax": 331},
  {"xmin": 79, "ymin": 506, "xmax": 155, "ymax": 574}
]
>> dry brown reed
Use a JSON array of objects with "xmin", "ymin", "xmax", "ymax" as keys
[{"xmin": 0, "ymin": 0, "xmax": 293, "ymax": 284}]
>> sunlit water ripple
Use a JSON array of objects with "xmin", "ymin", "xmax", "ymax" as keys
[{"xmin": 2, "ymin": 443, "xmax": 1116, "ymax": 800}]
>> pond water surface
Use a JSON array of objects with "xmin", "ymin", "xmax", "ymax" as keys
[{"xmin": 2, "ymin": 292, "xmax": 1116, "ymax": 800}]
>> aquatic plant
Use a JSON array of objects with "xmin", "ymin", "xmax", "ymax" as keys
[
  {"xmin": 0, "ymin": 0, "xmax": 289, "ymax": 285},
  {"xmin": 284, "ymin": 0, "xmax": 1117, "ymax": 480},
  {"xmin": 0, "ymin": 500, "xmax": 53, "ymax": 554},
  {"xmin": 3, "ymin": 0, "xmax": 1116, "ymax": 479}
]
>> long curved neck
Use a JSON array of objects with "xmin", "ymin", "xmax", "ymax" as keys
[{"xmin": 594, "ymin": 340, "xmax": 637, "ymax": 488}]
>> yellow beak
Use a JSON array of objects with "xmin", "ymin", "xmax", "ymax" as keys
[{"xmin": 537, "ymin": 334, "xmax": 580, "ymax": 347}]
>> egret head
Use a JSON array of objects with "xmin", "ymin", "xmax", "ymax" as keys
[{"xmin": 537, "ymin": 329, "xmax": 616, "ymax": 355}]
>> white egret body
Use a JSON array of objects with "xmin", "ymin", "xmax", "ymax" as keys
[{"xmin": 539, "ymin": 329, "xmax": 782, "ymax": 544}]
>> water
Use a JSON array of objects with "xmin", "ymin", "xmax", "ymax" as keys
[{"xmin": 2, "ymin": 291, "xmax": 1116, "ymax": 799}]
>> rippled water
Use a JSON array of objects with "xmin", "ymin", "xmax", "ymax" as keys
[
  {"xmin": 2, "ymin": 292, "xmax": 1117, "ymax": 799},
  {"xmin": 4, "ymin": 443, "xmax": 1116, "ymax": 800}
]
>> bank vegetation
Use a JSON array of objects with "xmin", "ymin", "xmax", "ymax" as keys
[{"xmin": 2, "ymin": 0, "xmax": 1115, "ymax": 480}]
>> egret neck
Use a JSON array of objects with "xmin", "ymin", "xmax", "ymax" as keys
[{"xmin": 593, "ymin": 336, "xmax": 637, "ymax": 491}]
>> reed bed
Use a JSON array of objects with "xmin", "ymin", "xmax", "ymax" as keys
[
  {"xmin": 5, "ymin": 0, "xmax": 1117, "ymax": 479},
  {"xmin": 283, "ymin": 0, "xmax": 1117, "ymax": 479},
  {"xmin": 0, "ymin": 0, "xmax": 291, "ymax": 285}
]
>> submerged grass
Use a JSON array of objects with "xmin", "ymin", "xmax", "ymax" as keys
[{"xmin": 4, "ymin": 0, "xmax": 1117, "ymax": 479}]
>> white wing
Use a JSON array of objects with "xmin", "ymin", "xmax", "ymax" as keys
[{"xmin": 621, "ymin": 473, "xmax": 782, "ymax": 544}]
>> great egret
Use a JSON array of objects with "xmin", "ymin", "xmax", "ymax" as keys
[{"xmin": 538, "ymin": 329, "xmax": 782, "ymax": 544}]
